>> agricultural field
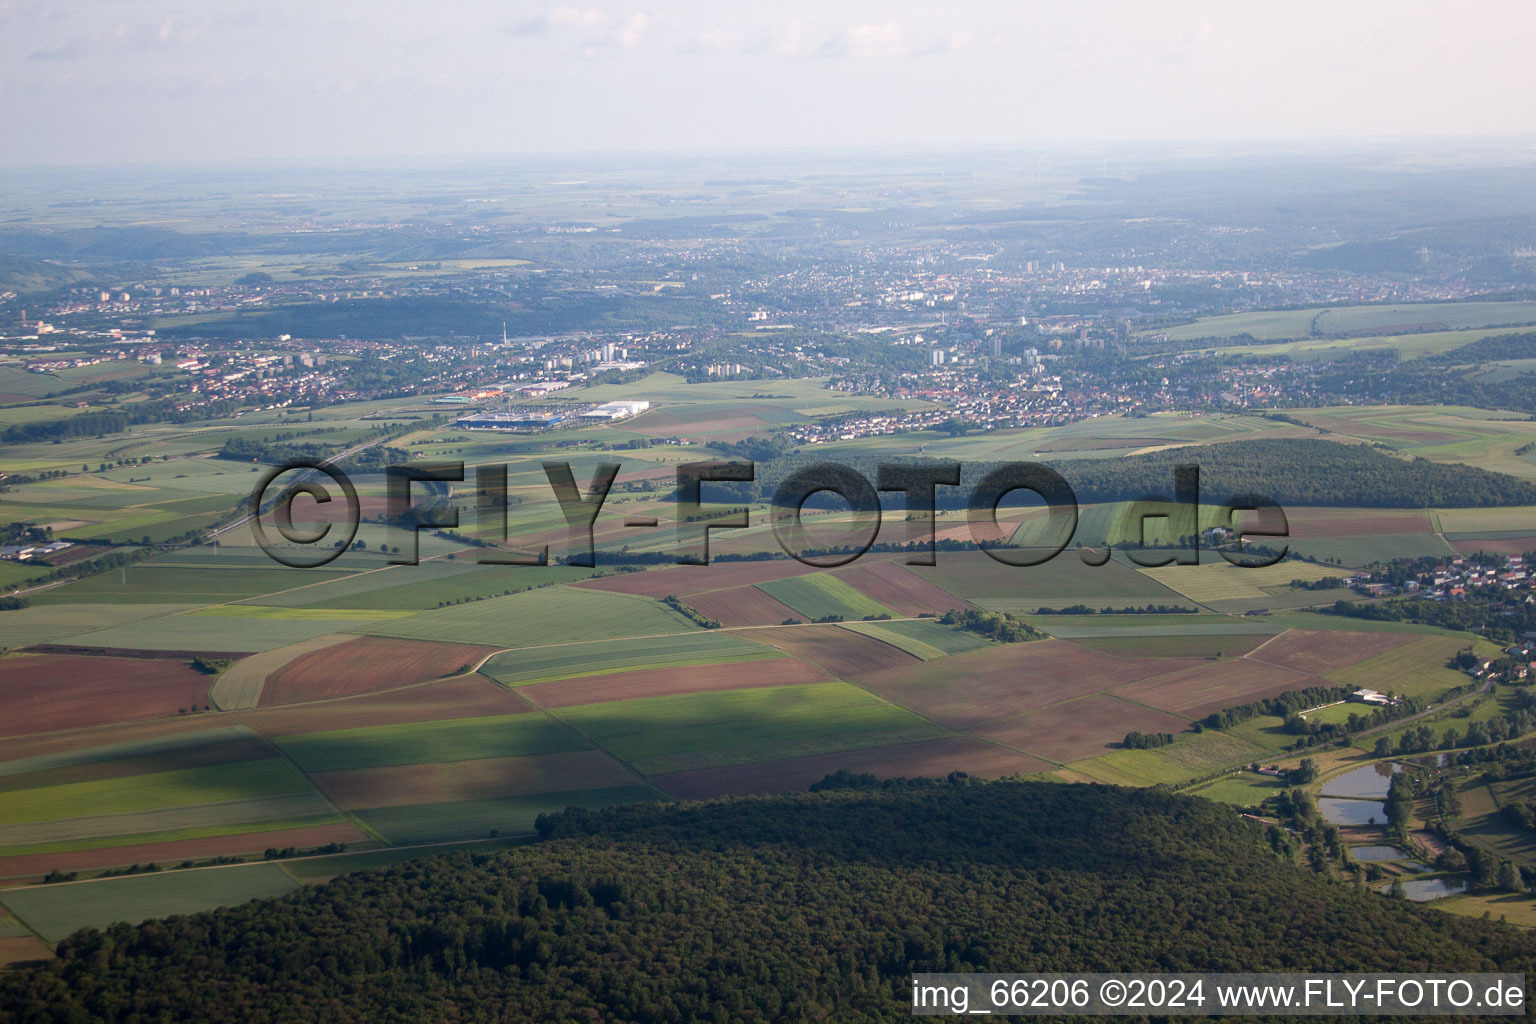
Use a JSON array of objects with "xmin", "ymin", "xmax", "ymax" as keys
[
  {"xmin": 855, "ymin": 640, "xmax": 1199, "ymax": 730},
  {"xmin": 826, "ymin": 560, "xmax": 973, "ymax": 617},
  {"xmin": 837, "ymin": 619, "xmax": 994, "ymax": 660},
  {"xmin": 751, "ymin": 624, "xmax": 920, "ymax": 678},
  {"xmin": 1436, "ymin": 892, "xmax": 1536, "ymax": 928},
  {"xmin": 256, "ymin": 636, "xmax": 497, "ymax": 706},
  {"xmin": 969, "ymin": 694, "xmax": 1191, "ymax": 765},
  {"xmin": 1064, "ymin": 632, "xmax": 1272, "ymax": 659},
  {"xmin": 514, "ymin": 658, "xmax": 831, "ymax": 710},
  {"xmin": 359, "ymin": 587, "xmax": 701, "ymax": 648},
  {"xmin": 0, "ymin": 603, "xmax": 200, "ymax": 650},
  {"xmin": 0, "ymin": 863, "xmax": 302, "ymax": 942},
  {"xmin": 1154, "ymin": 301, "xmax": 1536, "ymax": 343},
  {"xmin": 308, "ymin": 751, "xmax": 645, "ymax": 810},
  {"xmin": 274, "ymin": 713, "xmax": 589, "ymax": 773},
  {"xmin": 755, "ymin": 572, "xmax": 893, "ymax": 621},
  {"xmin": 1326, "ymin": 635, "xmax": 1500, "ymax": 701},
  {"xmin": 654, "ymin": 736, "xmax": 1054, "ymax": 800},
  {"xmin": 0, "ymin": 760, "xmax": 316, "ymax": 826},
  {"xmin": 0, "ymin": 653, "xmax": 217, "ymax": 736},
  {"xmin": 479, "ymin": 631, "xmax": 784, "ymax": 687},
  {"xmin": 1185, "ymin": 773, "xmax": 1292, "ymax": 807},
  {"xmin": 1140, "ymin": 559, "xmax": 1352, "ymax": 605},
  {"xmin": 555, "ymin": 682, "xmax": 949, "ymax": 776},
  {"xmin": 911, "ymin": 550, "xmax": 1190, "ymax": 612},
  {"xmin": 354, "ymin": 787, "xmax": 659, "ymax": 845}
]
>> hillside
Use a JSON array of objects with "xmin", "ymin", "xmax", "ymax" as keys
[{"xmin": 2, "ymin": 780, "xmax": 1532, "ymax": 1022}]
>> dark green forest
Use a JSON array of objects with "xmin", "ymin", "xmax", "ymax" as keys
[
  {"xmin": 705, "ymin": 439, "xmax": 1536, "ymax": 512},
  {"xmin": 2, "ymin": 782, "xmax": 1531, "ymax": 1023}
]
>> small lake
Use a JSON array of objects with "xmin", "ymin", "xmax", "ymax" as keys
[
  {"xmin": 1349, "ymin": 845, "xmax": 1406, "ymax": 862},
  {"xmin": 1319, "ymin": 798, "xmax": 1388, "ymax": 826},
  {"xmin": 1321, "ymin": 762, "xmax": 1401, "ymax": 800},
  {"xmin": 1381, "ymin": 877, "xmax": 1469, "ymax": 902}
]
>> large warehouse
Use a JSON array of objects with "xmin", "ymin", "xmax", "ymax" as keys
[{"xmin": 579, "ymin": 400, "xmax": 651, "ymax": 421}]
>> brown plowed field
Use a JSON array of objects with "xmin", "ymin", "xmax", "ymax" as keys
[
  {"xmin": 311, "ymin": 750, "xmax": 644, "ymax": 810},
  {"xmin": 967, "ymin": 694, "xmax": 1192, "ymax": 763},
  {"xmin": 0, "ymin": 936, "xmax": 53, "ymax": 966},
  {"xmin": 652, "ymin": 736, "xmax": 1054, "ymax": 800},
  {"xmin": 1284, "ymin": 508, "xmax": 1434, "ymax": 538},
  {"xmin": 258, "ymin": 636, "xmax": 500, "ymax": 706},
  {"xmin": 517, "ymin": 658, "xmax": 830, "ymax": 709},
  {"xmin": 0, "ymin": 716, "xmax": 227, "ymax": 765},
  {"xmin": 856, "ymin": 640, "xmax": 1202, "ymax": 729},
  {"xmin": 1245, "ymin": 630, "xmax": 1412, "ymax": 677},
  {"xmin": 0, "ymin": 654, "xmax": 214, "ymax": 738},
  {"xmin": 831, "ymin": 560, "xmax": 974, "ymax": 617},
  {"xmin": 751, "ymin": 625, "xmax": 919, "ymax": 679},
  {"xmin": 0, "ymin": 822, "xmax": 366, "ymax": 881},
  {"xmin": 0, "ymin": 738, "xmax": 276, "ymax": 793},
  {"xmin": 686, "ymin": 586, "xmax": 803, "ymax": 626},
  {"xmin": 1110, "ymin": 660, "xmax": 1315, "ymax": 719},
  {"xmin": 235, "ymin": 674, "xmax": 532, "ymax": 737}
]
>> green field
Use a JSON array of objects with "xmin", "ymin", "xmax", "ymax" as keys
[
  {"xmin": 1140, "ymin": 560, "xmax": 1350, "ymax": 606},
  {"xmin": 912, "ymin": 551, "xmax": 1186, "ymax": 612},
  {"xmin": 1066, "ymin": 730, "xmax": 1269, "ymax": 787},
  {"xmin": 556, "ymin": 682, "xmax": 950, "ymax": 775},
  {"xmin": 297, "ymin": 565, "xmax": 601, "ymax": 610},
  {"xmin": 0, "ymin": 862, "xmax": 301, "ymax": 942},
  {"xmin": 1436, "ymin": 892, "xmax": 1536, "ymax": 928},
  {"xmin": 63, "ymin": 611, "xmax": 381, "ymax": 654},
  {"xmin": 1156, "ymin": 302, "xmax": 1536, "ymax": 343},
  {"xmin": 837, "ymin": 619, "xmax": 993, "ymax": 660},
  {"xmin": 190, "ymin": 605, "xmax": 412, "ymax": 621},
  {"xmin": 0, "ymin": 603, "xmax": 200, "ymax": 650},
  {"xmin": 0, "ymin": 815, "xmax": 344, "ymax": 861},
  {"xmin": 360, "ymin": 587, "xmax": 700, "ymax": 648},
  {"xmin": 274, "ymin": 713, "xmax": 589, "ymax": 773},
  {"xmin": 0, "ymin": 760, "xmax": 314, "ymax": 826},
  {"xmin": 29, "ymin": 565, "xmax": 353, "ymax": 605},
  {"xmin": 1328, "ymin": 636, "xmax": 1495, "ymax": 701},
  {"xmin": 1288, "ymin": 534, "xmax": 1457, "ymax": 567},
  {"xmin": 1186, "ymin": 773, "xmax": 1291, "ymax": 807},
  {"xmin": 481, "ymin": 631, "xmax": 783, "ymax": 687},
  {"xmin": 756, "ymin": 573, "xmax": 894, "ymax": 622},
  {"xmin": 1300, "ymin": 702, "xmax": 1367, "ymax": 726},
  {"xmin": 354, "ymin": 787, "xmax": 658, "ymax": 844}
]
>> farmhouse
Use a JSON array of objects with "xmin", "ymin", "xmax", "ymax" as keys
[{"xmin": 1347, "ymin": 688, "xmax": 1399, "ymax": 707}]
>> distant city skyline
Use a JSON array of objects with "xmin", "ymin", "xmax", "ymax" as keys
[{"xmin": 3, "ymin": 0, "xmax": 1534, "ymax": 166}]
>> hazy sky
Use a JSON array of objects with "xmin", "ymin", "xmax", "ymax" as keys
[{"xmin": 4, "ymin": 0, "xmax": 1534, "ymax": 165}]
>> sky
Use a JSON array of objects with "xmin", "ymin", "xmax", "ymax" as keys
[{"xmin": 3, "ymin": 0, "xmax": 1534, "ymax": 166}]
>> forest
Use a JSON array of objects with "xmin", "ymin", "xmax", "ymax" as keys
[
  {"xmin": 2, "ymin": 780, "xmax": 1532, "ymax": 1023},
  {"xmin": 706, "ymin": 439, "xmax": 1536, "ymax": 513}
]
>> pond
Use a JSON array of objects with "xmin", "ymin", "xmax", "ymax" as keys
[
  {"xmin": 1380, "ymin": 877, "xmax": 1469, "ymax": 902},
  {"xmin": 1349, "ymin": 845, "xmax": 1406, "ymax": 862},
  {"xmin": 1320, "ymin": 762, "xmax": 1400, "ymax": 800},
  {"xmin": 1318, "ymin": 797, "xmax": 1388, "ymax": 826}
]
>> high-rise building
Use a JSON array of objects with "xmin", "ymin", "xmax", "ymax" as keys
[{"xmin": 929, "ymin": 349, "xmax": 945, "ymax": 366}]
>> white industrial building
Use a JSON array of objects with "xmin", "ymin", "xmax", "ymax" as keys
[{"xmin": 580, "ymin": 400, "xmax": 651, "ymax": 421}]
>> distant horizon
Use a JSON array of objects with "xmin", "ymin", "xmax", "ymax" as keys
[{"xmin": 3, "ymin": 134, "xmax": 1536, "ymax": 178}]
